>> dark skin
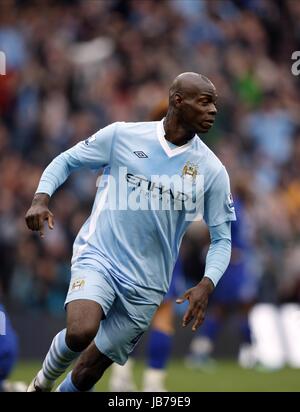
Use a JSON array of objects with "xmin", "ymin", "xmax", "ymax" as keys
[
  {"xmin": 25, "ymin": 72, "xmax": 219, "ymax": 390},
  {"xmin": 164, "ymin": 72, "xmax": 218, "ymax": 145}
]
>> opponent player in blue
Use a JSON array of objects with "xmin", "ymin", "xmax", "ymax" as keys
[
  {"xmin": 0, "ymin": 304, "xmax": 18, "ymax": 392},
  {"xmin": 185, "ymin": 183, "xmax": 257, "ymax": 368},
  {"xmin": 25, "ymin": 72, "xmax": 236, "ymax": 392},
  {"xmin": 0, "ymin": 287, "xmax": 26, "ymax": 392}
]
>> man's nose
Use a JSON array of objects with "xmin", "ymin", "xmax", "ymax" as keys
[{"xmin": 209, "ymin": 104, "xmax": 217, "ymax": 115}]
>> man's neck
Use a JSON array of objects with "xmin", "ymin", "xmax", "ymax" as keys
[{"xmin": 163, "ymin": 113, "xmax": 194, "ymax": 147}]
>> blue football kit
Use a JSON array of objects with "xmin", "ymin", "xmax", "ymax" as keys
[
  {"xmin": 0, "ymin": 305, "xmax": 18, "ymax": 386},
  {"xmin": 211, "ymin": 198, "xmax": 257, "ymax": 304}
]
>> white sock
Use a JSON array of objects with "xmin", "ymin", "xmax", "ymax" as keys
[
  {"xmin": 143, "ymin": 368, "xmax": 166, "ymax": 392},
  {"xmin": 37, "ymin": 329, "xmax": 79, "ymax": 388}
]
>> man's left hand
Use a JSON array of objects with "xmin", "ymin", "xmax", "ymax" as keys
[{"xmin": 176, "ymin": 277, "xmax": 215, "ymax": 331}]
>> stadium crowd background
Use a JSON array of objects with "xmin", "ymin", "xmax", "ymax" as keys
[{"xmin": 0, "ymin": 0, "xmax": 299, "ymax": 334}]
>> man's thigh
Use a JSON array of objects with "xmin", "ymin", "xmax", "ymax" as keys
[
  {"xmin": 65, "ymin": 268, "xmax": 116, "ymax": 317},
  {"xmin": 94, "ymin": 299, "xmax": 157, "ymax": 365},
  {"xmin": 66, "ymin": 300, "xmax": 104, "ymax": 333}
]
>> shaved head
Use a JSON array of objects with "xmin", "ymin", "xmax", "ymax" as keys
[
  {"xmin": 164, "ymin": 72, "xmax": 218, "ymax": 139},
  {"xmin": 169, "ymin": 72, "xmax": 216, "ymax": 105}
]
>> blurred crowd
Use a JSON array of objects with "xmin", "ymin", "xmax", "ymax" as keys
[{"xmin": 0, "ymin": 0, "xmax": 300, "ymax": 316}]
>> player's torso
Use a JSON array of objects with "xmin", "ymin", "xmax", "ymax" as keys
[
  {"xmin": 108, "ymin": 120, "xmax": 215, "ymax": 219},
  {"xmin": 73, "ymin": 120, "xmax": 223, "ymax": 294}
]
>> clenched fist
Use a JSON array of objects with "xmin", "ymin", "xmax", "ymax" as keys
[{"xmin": 25, "ymin": 193, "xmax": 54, "ymax": 238}]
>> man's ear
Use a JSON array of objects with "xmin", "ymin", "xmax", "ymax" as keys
[{"xmin": 174, "ymin": 93, "xmax": 183, "ymax": 106}]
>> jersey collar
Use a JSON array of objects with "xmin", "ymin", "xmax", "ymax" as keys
[{"xmin": 156, "ymin": 119, "xmax": 195, "ymax": 158}]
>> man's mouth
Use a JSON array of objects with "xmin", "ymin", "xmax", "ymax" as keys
[{"xmin": 202, "ymin": 119, "xmax": 214, "ymax": 127}]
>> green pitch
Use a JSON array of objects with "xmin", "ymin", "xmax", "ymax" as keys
[{"xmin": 10, "ymin": 359, "xmax": 300, "ymax": 392}]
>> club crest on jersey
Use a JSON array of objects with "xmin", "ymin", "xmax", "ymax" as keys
[
  {"xmin": 182, "ymin": 161, "xmax": 198, "ymax": 180},
  {"xmin": 84, "ymin": 134, "xmax": 97, "ymax": 146},
  {"xmin": 71, "ymin": 279, "xmax": 85, "ymax": 291}
]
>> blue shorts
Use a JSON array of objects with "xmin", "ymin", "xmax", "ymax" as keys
[
  {"xmin": 211, "ymin": 261, "xmax": 257, "ymax": 305},
  {"xmin": 164, "ymin": 258, "xmax": 186, "ymax": 301},
  {"xmin": 65, "ymin": 268, "xmax": 160, "ymax": 365}
]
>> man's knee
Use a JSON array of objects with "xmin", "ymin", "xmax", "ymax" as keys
[
  {"xmin": 65, "ymin": 300, "xmax": 103, "ymax": 352},
  {"xmin": 152, "ymin": 300, "xmax": 174, "ymax": 334},
  {"xmin": 66, "ymin": 324, "xmax": 98, "ymax": 352}
]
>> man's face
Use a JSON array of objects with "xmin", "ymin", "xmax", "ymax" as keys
[{"xmin": 177, "ymin": 86, "xmax": 218, "ymax": 134}]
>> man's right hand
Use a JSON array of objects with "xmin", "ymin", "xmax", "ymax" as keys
[{"xmin": 25, "ymin": 193, "xmax": 54, "ymax": 238}]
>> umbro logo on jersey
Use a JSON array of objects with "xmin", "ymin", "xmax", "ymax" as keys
[{"xmin": 134, "ymin": 151, "xmax": 148, "ymax": 158}]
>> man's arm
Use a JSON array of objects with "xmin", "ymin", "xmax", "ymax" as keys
[
  {"xmin": 176, "ymin": 221, "xmax": 232, "ymax": 331},
  {"xmin": 25, "ymin": 122, "xmax": 117, "ymax": 237}
]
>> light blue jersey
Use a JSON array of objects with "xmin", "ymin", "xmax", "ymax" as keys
[
  {"xmin": 37, "ymin": 119, "xmax": 235, "ymax": 303},
  {"xmin": 36, "ymin": 119, "xmax": 236, "ymax": 364}
]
